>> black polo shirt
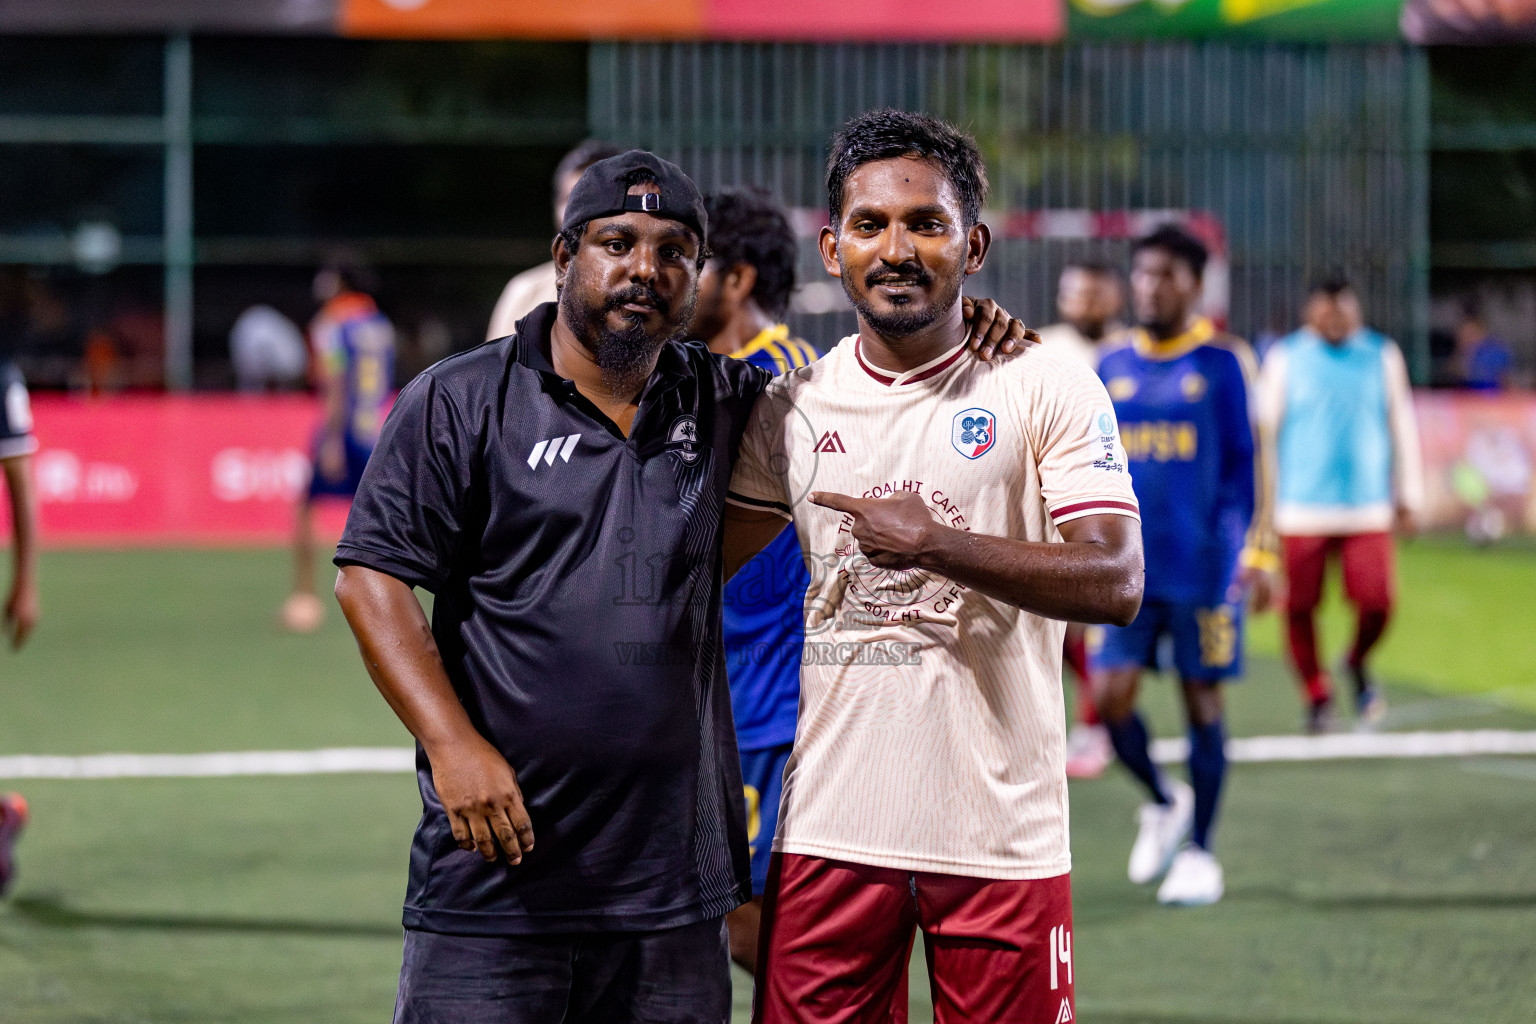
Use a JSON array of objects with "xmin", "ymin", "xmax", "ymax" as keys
[{"xmin": 336, "ymin": 302, "xmax": 767, "ymax": 935}]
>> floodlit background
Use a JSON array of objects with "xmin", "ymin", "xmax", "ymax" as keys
[{"xmin": 1, "ymin": 2, "xmax": 1535, "ymax": 1021}]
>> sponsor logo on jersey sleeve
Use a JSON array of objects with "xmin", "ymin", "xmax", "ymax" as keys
[
  {"xmin": 1090, "ymin": 409, "xmax": 1127, "ymax": 473},
  {"xmin": 951, "ymin": 407, "xmax": 996, "ymax": 460}
]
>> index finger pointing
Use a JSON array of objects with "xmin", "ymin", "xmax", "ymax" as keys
[{"xmin": 809, "ymin": 491, "xmax": 862, "ymax": 515}]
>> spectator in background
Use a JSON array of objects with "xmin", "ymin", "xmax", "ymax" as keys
[
  {"xmin": 1258, "ymin": 276, "xmax": 1424, "ymax": 733},
  {"xmin": 1451, "ymin": 304, "xmax": 1515, "ymax": 390},
  {"xmin": 485, "ymin": 139, "xmax": 623, "ymax": 341},
  {"xmin": 280, "ymin": 264, "xmax": 395, "ymax": 633},
  {"xmin": 1036, "ymin": 261, "xmax": 1125, "ymax": 779},
  {"xmin": 1036, "ymin": 261, "xmax": 1124, "ymax": 369},
  {"xmin": 230, "ymin": 304, "xmax": 307, "ymax": 392}
]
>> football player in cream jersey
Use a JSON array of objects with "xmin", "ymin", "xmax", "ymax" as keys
[{"xmin": 724, "ymin": 109, "xmax": 1144, "ymax": 1024}]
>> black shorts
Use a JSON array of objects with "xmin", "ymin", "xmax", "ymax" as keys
[{"xmin": 393, "ymin": 916, "xmax": 731, "ymax": 1024}]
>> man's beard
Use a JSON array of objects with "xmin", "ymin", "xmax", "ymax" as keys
[
  {"xmin": 840, "ymin": 256, "xmax": 963, "ymax": 337},
  {"xmin": 1072, "ymin": 318, "xmax": 1110, "ymax": 341},
  {"xmin": 561, "ymin": 268, "xmax": 695, "ymax": 389}
]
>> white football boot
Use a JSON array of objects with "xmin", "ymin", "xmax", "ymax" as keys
[
  {"xmin": 1157, "ymin": 844, "xmax": 1225, "ymax": 906},
  {"xmin": 1127, "ymin": 778, "xmax": 1193, "ymax": 884}
]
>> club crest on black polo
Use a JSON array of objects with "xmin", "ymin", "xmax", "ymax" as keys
[
  {"xmin": 951, "ymin": 407, "xmax": 996, "ymax": 460},
  {"xmin": 667, "ymin": 414, "xmax": 701, "ymax": 464}
]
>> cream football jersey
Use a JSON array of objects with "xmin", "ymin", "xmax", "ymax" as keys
[{"xmin": 727, "ymin": 334, "xmax": 1139, "ymax": 878}]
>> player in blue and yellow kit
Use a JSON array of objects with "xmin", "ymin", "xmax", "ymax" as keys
[
  {"xmin": 282, "ymin": 264, "xmax": 396, "ymax": 632},
  {"xmin": 692, "ymin": 188, "xmax": 818, "ymax": 971},
  {"xmin": 1093, "ymin": 226, "xmax": 1276, "ymax": 906}
]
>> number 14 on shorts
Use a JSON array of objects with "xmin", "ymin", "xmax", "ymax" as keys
[
  {"xmin": 1050, "ymin": 923, "xmax": 1075, "ymax": 1022},
  {"xmin": 1049, "ymin": 923, "xmax": 1073, "ymax": 990}
]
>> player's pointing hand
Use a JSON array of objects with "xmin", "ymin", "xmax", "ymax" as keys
[{"xmin": 810, "ymin": 490, "xmax": 943, "ymax": 571}]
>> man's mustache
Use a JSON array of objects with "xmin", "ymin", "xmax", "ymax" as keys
[
  {"xmin": 605, "ymin": 284, "xmax": 666, "ymax": 315},
  {"xmin": 866, "ymin": 263, "xmax": 932, "ymax": 289}
]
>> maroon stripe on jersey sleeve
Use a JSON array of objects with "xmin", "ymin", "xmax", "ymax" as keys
[{"xmin": 1050, "ymin": 499, "xmax": 1140, "ymax": 521}]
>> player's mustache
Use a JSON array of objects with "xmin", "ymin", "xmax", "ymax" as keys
[
  {"xmin": 866, "ymin": 263, "xmax": 932, "ymax": 289},
  {"xmin": 605, "ymin": 285, "xmax": 666, "ymax": 315}
]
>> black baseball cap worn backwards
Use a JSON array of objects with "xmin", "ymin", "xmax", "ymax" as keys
[{"xmin": 561, "ymin": 150, "xmax": 708, "ymax": 247}]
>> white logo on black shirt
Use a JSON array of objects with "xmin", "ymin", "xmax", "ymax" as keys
[
  {"xmin": 527, "ymin": 434, "xmax": 581, "ymax": 470},
  {"xmin": 667, "ymin": 415, "xmax": 700, "ymax": 464}
]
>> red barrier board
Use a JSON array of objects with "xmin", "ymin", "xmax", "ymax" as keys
[
  {"xmin": 10, "ymin": 389, "xmax": 1536, "ymax": 547},
  {"xmin": 340, "ymin": 0, "xmax": 1062, "ymax": 41},
  {"xmin": 1415, "ymin": 389, "xmax": 1536, "ymax": 539},
  {"xmin": 5, "ymin": 395, "xmax": 352, "ymax": 547}
]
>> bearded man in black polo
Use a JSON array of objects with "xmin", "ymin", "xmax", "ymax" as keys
[{"xmin": 334, "ymin": 151, "xmax": 763, "ymax": 1023}]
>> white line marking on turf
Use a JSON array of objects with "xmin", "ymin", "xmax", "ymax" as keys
[
  {"xmin": 1151, "ymin": 730, "xmax": 1536, "ymax": 765},
  {"xmin": 0, "ymin": 748, "xmax": 415, "ymax": 780},
  {"xmin": 0, "ymin": 731, "xmax": 1534, "ymax": 780}
]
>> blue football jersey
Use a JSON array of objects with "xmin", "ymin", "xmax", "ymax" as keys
[
  {"xmin": 724, "ymin": 326, "xmax": 819, "ymax": 751},
  {"xmin": 1098, "ymin": 318, "xmax": 1265, "ymax": 605},
  {"xmin": 313, "ymin": 293, "xmax": 395, "ymax": 445}
]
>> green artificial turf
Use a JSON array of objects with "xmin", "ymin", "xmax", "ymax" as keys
[{"xmin": 0, "ymin": 542, "xmax": 1529, "ymax": 1022}]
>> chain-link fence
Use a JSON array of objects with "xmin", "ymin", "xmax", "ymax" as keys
[{"xmin": 592, "ymin": 41, "xmax": 1429, "ymax": 377}]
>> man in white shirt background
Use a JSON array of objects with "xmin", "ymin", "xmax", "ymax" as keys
[{"xmin": 1036, "ymin": 261, "xmax": 1124, "ymax": 372}]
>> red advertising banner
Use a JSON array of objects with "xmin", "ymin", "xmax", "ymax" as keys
[
  {"xmin": 341, "ymin": 0, "xmax": 704, "ymax": 39},
  {"xmin": 340, "ymin": 0, "xmax": 1062, "ymax": 40},
  {"xmin": 706, "ymin": 0, "xmax": 1060, "ymax": 41},
  {"xmin": 5, "ymin": 395, "xmax": 352, "ymax": 548},
  {"xmin": 1415, "ymin": 390, "xmax": 1536, "ymax": 540},
  {"xmin": 8, "ymin": 389, "xmax": 1536, "ymax": 547}
]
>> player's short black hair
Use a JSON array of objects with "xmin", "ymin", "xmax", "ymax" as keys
[
  {"xmin": 1309, "ymin": 272, "xmax": 1354, "ymax": 298},
  {"xmin": 825, "ymin": 109, "xmax": 989, "ymax": 230},
  {"xmin": 1062, "ymin": 260, "xmax": 1118, "ymax": 278},
  {"xmin": 554, "ymin": 139, "xmax": 624, "ymax": 192},
  {"xmin": 704, "ymin": 188, "xmax": 797, "ymax": 319},
  {"xmin": 1132, "ymin": 225, "xmax": 1209, "ymax": 280},
  {"xmin": 559, "ymin": 166, "xmax": 707, "ymax": 270}
]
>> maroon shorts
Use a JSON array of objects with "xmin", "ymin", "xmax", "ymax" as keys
[
  {"xmin": 1282, "ymin": 532, "xmax": 1396, "ymax": 614},
  {"xmin": 754, "ymin": 853, "xmax": 1075, "ymax": 1024}
]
